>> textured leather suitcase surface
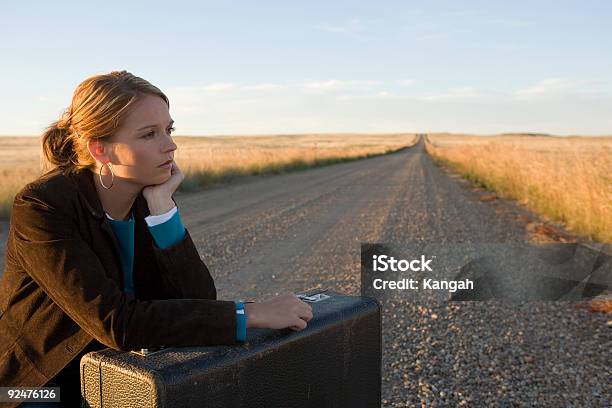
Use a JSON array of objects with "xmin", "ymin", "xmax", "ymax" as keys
[{"xmin": 80, "ymin": 290, "xmax": 381, "ymax": 408}]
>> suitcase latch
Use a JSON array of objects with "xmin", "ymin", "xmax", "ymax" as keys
[
  {"xmin": 131, "ymin": 346, "xmax": 167, "ymax": 357},
  {"xmin": 297, "ymin": 293, "xmax": 330, "ymax": 303}
]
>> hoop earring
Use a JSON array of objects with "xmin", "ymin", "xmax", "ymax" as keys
[{"xmin": 99, "ymin": 162, "xmax": 115, "ymax": 189}]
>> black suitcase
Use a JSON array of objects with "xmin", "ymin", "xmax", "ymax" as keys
[{"xmin": 80, "ymin": 290, "xmax": 381, "ymax": 408}]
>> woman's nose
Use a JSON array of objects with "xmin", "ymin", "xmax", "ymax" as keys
[{"xmin": 162, "ymin": 135, "xmax": 177, "ymax": 152}]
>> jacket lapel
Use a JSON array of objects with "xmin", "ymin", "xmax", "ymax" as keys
[
  {"xmin": 65, "ymin": 168, "xmax": 158, "ymax": 297},
  {"xmin": 67, "ymin": 168, "xmax": 126, "ymax": 290}
]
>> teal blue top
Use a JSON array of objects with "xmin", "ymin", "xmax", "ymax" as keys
[{"xmin": 107, "ymin": 208, "xmax": 247, "ymax": 342}]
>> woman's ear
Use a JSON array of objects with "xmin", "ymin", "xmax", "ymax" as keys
[{"xmin": 87, "ymin": 139, "xmax": 110, "ymax": 163}]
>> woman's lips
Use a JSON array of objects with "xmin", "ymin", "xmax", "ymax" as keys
[{"xmin": 158, "ymin": 160, "xmax": 173, "ymax": 168}]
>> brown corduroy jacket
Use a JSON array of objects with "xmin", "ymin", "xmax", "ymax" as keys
[{"xmin": 0, "ymin": 166, "xmax": 238, "ymax": 392}]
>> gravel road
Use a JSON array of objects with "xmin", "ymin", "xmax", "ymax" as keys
[{"xmin": 1, "ymin": 136, "xmax": 609, "ymax": 407}]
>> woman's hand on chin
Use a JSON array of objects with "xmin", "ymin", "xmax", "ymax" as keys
[{"xmin": 143, "ymin": 160, "xmax": 185, "ymax": 215}]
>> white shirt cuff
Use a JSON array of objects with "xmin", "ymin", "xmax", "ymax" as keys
[{"xmin": 145, "ymin": 206, "xmax": 178, "ymax": 227}]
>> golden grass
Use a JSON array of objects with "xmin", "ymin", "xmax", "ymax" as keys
[
  {"xmin": 0, "ymin": 133, "xmax": 417, "ymax": 220},
  {"xmin": 425, "ymin": 133, "xmax": 612, "ymax": 243}
]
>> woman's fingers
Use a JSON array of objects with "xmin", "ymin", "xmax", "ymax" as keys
[
  {"xmin": 288, "ymin": 304, "xmax": 313, "ymax": 331},
  {"xmin": 292, "ymin": 302, "xmax": 312, "ymax": 322},
  {"xmin": 290, "ymin": 318, "xmax": 307, "ymax": 331},
  {"xmin": 298, "ymin": 305, "xmax": 313, "ymax": 322}
]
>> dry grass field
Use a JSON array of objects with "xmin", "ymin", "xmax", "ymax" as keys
[
  {"xmin": 425, "ymin": 133, "xmax": 612, "ymax": 243},
  {"xmin": 0, "ymin": 133, "xmax": 417, "ymax": 220}
]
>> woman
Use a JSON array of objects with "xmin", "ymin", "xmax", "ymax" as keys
[{"xmin": 0, "ymin": 71, "xmax": 313, "ymax": 407}]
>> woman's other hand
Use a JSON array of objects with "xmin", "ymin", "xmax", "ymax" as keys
[{"xmin": 244, "ymin": 293, "xmax": 314, "ymax": 331}]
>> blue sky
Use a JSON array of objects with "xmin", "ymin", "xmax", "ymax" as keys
[{"xmin": 1, "ymin": 1, "xmax": 611, "ymax": 136}]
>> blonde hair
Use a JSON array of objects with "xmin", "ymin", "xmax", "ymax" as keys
[{"xmin": 41, "ymin": 70, "xmax": 169, "ymax": 173}]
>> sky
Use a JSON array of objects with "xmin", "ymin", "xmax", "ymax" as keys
[{"xmin": 1, "ymin": 1, "xmax": 611, "ymax": 136}]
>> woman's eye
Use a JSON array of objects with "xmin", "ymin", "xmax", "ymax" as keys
[{"xmin": 142, "ymin": 127, "xmax": 174, "ymax": 139}]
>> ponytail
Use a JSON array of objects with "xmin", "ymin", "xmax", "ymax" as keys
[{"xmin": 41, "ymin": 113, "xmax": 79, "ymax": 173}]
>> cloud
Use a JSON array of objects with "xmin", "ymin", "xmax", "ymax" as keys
[
  {"xmin": 312, "ymin": 18, "xmax": 383, "ymax": 43},
  {"xmin": 168, "ymin": 78, "xmax": 612, "ymax": 122},
  {"xmin": 419, "ymin": 87, "xmax": 484, "ymax": 101},
  {"xmin": 513, "ymin": 78, "xmax": 593, "ymax": 99},
  {"xmin": 202, "ymin": 82, "xmax": 236, "ymax": 91},
  {"xmin": 301, "ymin": 79, "xmax": 382, "ymax": 94},
  {"xmin": 336, "ymin": 86, "xmax": 493, "ymax": 102},
  {"xmin": 241, "ymin": 83, "xmax": 283, "ymax": 91},
  {"xmin": 149, "ymin": 78, "xmax": 612, "ymax": 135},
  {"xmin": 302, "ymin": 80, "xmax": 344, "ymax": 92},
  {"xmin": 336, "ymin": 91, "xmax": 407, "ymax": 101},
  {"xmin": 169, "ymin": 79, "xmax": 386, "ymax": 99},
  {"xmin": 444, "ymin": 10, "xmax": 534, "ymax": 28}
]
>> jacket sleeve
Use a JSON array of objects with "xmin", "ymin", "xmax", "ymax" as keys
[
  {"xmin": 145, "ymin": 205, "xmax": 217, "ymax": 300},
  {"xmin": 11, "ymin": 186, "xmax": 237, "ymax": 351},
  {"xmin": 146, "ymin": 210, "xmax": 248, "ymax": 342}
]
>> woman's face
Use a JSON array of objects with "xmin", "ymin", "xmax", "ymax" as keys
[{"xmin": 97, "ymin": 94, "xmax": 177, "ymax": 187}]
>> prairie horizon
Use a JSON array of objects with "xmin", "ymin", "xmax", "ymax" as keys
[{"xmin": 1, "ymin": 132, "xmax": 609, "ymax": 244}]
